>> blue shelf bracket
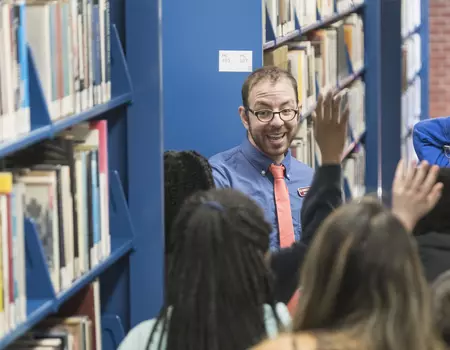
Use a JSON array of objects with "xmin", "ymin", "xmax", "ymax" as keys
[
  {"xmin": 101, "ymin": 314, "xmax": 126, "ymax": 349},
  {"xmin": 294, "ymin": 10, "xmax": 302, "ymax": 31},
  {"xmin": 109, "ymin": 170, "xmax": 136, "ymax": 251},
  {"xmin": 111, "ymin": 24, "xmax": 133, "ymax": 99},
  {"xmin": 26, "ymin": 46, "xmax": 53, "ymax": 133},
  {"xmin": 24, "ymin": 218, "xmax": 57, "ymax": 315}
]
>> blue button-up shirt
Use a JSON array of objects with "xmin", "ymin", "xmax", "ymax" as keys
[{"xmin": 209, "ymin": 138, "xmax": 314, "ymax": 250}]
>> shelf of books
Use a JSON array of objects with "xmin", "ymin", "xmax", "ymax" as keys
[
  {"xmin": 0, "ymin": 0, "xmax": 136, "ymax": 349},
  {"xmin": 263, "ymin": 0, "xmax": 366, "ymax": 199},
  {"xmin": 401, "ymin": 0, "xmax": 424, "ymax": 162}
]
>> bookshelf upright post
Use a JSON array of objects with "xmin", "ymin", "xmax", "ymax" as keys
[{"xmin": 125, "ymin": 0, "xmax": 165, "ymax": 326}]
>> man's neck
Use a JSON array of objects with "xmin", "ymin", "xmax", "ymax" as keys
[{"xmin": 247, "ymin": 133, "xmax": 285, "ymax": 164}]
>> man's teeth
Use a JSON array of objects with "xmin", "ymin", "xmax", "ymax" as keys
[{"xmin": 268, "ymin": 134, "xmax": 284, "ymax": 140}]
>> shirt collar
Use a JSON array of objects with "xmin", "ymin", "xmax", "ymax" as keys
[{"xmin": 240, "ymin": 137, "xmax": 292, "ymax": 177}]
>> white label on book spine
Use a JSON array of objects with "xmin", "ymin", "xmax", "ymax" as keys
[{"xmin": 218, "ymin": 50, "xmax": 253, "ymax": 72}]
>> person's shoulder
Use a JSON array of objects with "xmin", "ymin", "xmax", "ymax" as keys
[
  {"xmin": 290, "ymin": 157, "xmax": 314, "ymax": 178},
  {"xmin": 118, "ymin": 319, "xmax": 158, "ymax": 350},
  {"xmin": 415, "ymin": 116, "xmax": 450, "ymax": 132},
  {"xmin": 252, "ymin": 333, "xmax": 317, "ymax": 350},
  {"xmin": 209, "ymin": 145, "xmax": 241, "ymax": 166}
]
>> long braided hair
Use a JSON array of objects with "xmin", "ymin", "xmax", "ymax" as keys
[{"xmin": 147, "ymin": 188, "xmax": 282, "ymax": 350}]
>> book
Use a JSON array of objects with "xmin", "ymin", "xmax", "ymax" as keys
[
  {"xmin": 0, "ymin": 0, "xmax": 112, "ymax": 144},
  {"xmin": 0, "ymin": 119, "xmax": 110, "ymax": 337}
]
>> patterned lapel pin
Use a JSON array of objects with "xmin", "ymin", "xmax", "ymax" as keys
[{"xmin": 297, "ymin": 186, "xmax": 310, "ymax": 197}]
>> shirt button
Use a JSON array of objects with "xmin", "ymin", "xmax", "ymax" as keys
[{"xmin": 261, "ymin": 170, "xmax": 266, "ymax": 176}]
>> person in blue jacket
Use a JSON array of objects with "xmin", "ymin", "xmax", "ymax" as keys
[{"xmin": 413, "ymin": 116, "xmax": 450, "ymax": 167}]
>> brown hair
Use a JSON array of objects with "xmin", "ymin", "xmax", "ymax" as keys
[
  {"xmin": 241, "ymin": 66, "xmax": 298, "ymax": 108},
  {"xmin": 432, "ymin": 269, "xmax": 450, "ymax": 347},
  {"xmin": 293, "ymin": 197, "xmax": 444, "ymax": 350}
]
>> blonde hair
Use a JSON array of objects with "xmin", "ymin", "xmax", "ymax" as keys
[{"xmin": 293, "ymin": 197, "xmax": 444, "ymax": 350}]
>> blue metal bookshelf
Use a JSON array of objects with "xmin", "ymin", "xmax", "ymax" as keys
[
  {"xmin": 125, "ymin": 0, "xmax": 165, "ymax": 330},
  {"xmin": 0, "ymin": 0, "xmax": 139, "ymax": 347}
]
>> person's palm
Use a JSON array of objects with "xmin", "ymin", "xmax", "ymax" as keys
[
  {"xmin": 313, "ymin": 90, "xmax": 349, "ymax": 164},
  {"xmin": 392, "ymin": 160, "xmax": 443, "ymax": 232}
]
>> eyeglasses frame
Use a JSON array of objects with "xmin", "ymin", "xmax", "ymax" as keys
[{"xmin": 246, "ymin": 106, "xmax": 301, "ymax": 123}]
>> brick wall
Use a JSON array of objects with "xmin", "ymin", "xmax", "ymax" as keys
[{"xmin": 429, "ymin": 0, "xmax": 450, "ymax": 118}]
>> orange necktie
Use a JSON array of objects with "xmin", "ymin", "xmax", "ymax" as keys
[{"xmin": 269, "ymin": 164, "xmax": 295, "ymax": 248}]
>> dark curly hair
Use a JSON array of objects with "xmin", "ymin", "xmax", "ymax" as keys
[{"xmin": 164, "ymin": 150, "xmax": 215, "ymax": 255}]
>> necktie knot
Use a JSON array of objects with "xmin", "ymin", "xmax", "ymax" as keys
[{"xmin": 269, "ymin": 164, "xmax": 285, "ymax": 179}]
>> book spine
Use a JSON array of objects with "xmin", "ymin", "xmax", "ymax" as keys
[
  {"xmin": 104, "ymin": 0, "xmax": 110, "ymax": 100},
  {"xmin": 16, "ymin": 0, "xmax": 29, "ymax": 135}
]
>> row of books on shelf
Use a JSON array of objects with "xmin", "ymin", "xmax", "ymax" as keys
[
  {"xmin": 264, "ymin": 13, "xmax": 364, "ymax": 114},
  {"xmin": 402, "ymin": 76, "xmax": 421, "ymax": 130},
  {"xmin": 290, "ymin": 79, "xmax": 365, "ymax": 165},
  {"xmin": 0, "ymin": 119, "xmax": 111, "ymax": 338},
  {"xmin": 9, "ymin": 280, "xmax": 103, "ymax": 349},
  {"xmin": 290, "ymin": 76, "xmax": 366, "ymax": 199},
  {"xmin": 401, "ymin": 0, "xmax": 422, "ymax": 163},
  {"xmin": 402, "ymin": 33, "xmax": 421, "ymax": 86},
  {"xmin": 401, "ymin": 0, "xmax": 421, "ymax": 38},
  {"xmin": 401, "ymin": 31, "xmax": 421, "ymax": 126},
  {"xmin": 263, "ymin": 0, "xmax": 364, "ymax": 43},
  {"xmin": 0, "ymin": 0, "xmax": 112, "ymax": 143},
  {"xmin": 401, "ymin": 73, "xmax": 421, "ymax": 162}
]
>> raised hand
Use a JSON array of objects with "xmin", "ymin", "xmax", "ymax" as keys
[
  {"xmin": 313, "ymin": 89, "xmax": 349, "ymax": 164},
  {"xmin": 392, "ymin": 159, "xmax": 443, "ymax": 232}
]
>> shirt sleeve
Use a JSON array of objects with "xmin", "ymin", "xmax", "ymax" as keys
[
  {"xmin": 270, "ymin": 164, "xmax": 343, "ymax": 304},
  {"xmin": 211, "ymin": 165, "xmax": 231, "ymax": 188},
  {"xmin": 413, "ymin": 117, "xmax": 450, "ymax": 167},
  {"xmin": 300, "ymin": 164, "xmax": 343, "ymax": 246}
]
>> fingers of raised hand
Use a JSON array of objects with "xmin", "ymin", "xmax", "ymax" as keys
[
  {"xmin": 332, "ymin": 93, "xmax": 342, "ymax": 122},
  {"xmin": 404, "ymin": 159, "xmax": 418, "ymax": 186},
  {"xmin": 419, "ymin": 164, "xmax": 440, "ymax": 195},
  {"xmin": 426, "ymin": 182, "xmax": 444, "ymax": 209},
  {"xmin": 411, "ymin": 161, "xmax": 430, "ymax": 191},
  {"xmin": 393, "ymin": 159, "xmax": 405, "ymax": 186},
  {"xmin": 323, "ymin": 90, "xmax": 333, "ymax": 121}
]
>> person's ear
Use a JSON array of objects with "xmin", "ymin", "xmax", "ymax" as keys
[{"xmin": 239, "ymin": 106, "xmax": 250, "ymax": 131}]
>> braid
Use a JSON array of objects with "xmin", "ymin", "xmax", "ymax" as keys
[{"xmin": 148, "ymin": 188, "xmax": 283, "ymax": 350}]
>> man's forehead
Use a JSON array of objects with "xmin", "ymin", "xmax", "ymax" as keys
[{"xmin": 249, "ymin": 78, "xmax": 296, "ymax": 103}]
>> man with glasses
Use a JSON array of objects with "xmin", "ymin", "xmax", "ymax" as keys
[{"xmin": 209, "ymin": 66, "xmax": 314, "ymax": 250}]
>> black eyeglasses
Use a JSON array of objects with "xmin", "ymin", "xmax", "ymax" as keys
[{"xmin": 247, "ymin": 107, "xmax": 299, "ymax": 123}]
